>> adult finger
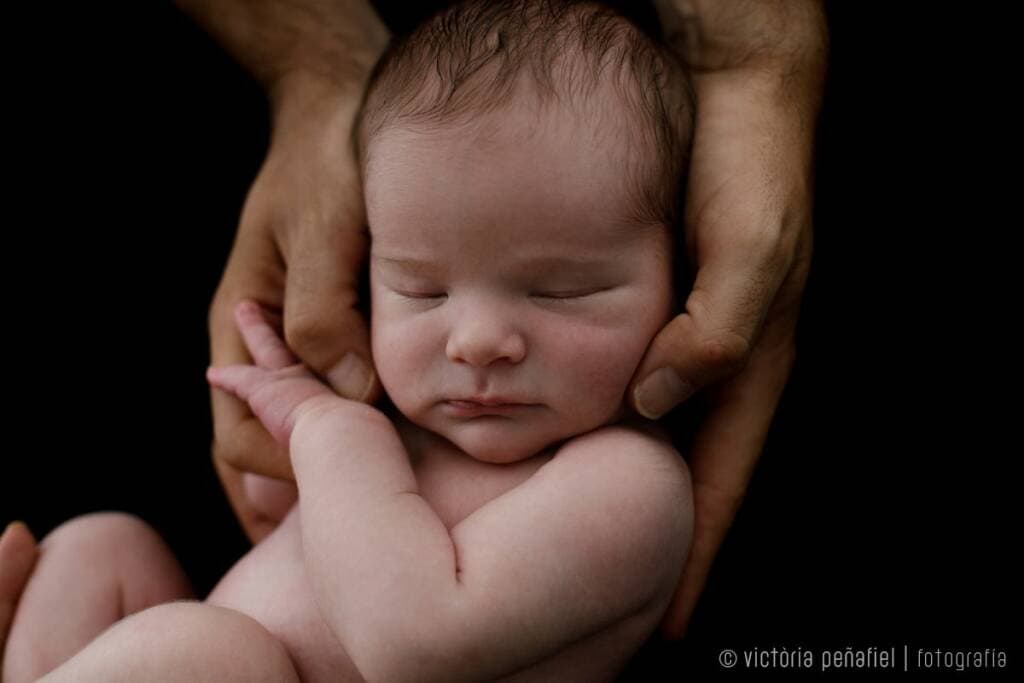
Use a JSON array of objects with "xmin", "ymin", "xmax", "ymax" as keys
[
  {"xmin": 658, "ymin": 305, "xmax": 798, "ymax": 639},
  {"xmin": 0, "ymin": 520, "xmax": 38, "ymax": 673},
  {"xmin": 631, "ymin": 236, "xmax": 789, "ymax": 419},
  {"xmin": 211, "ymin": 455, "xmax": 283, "ymax": 545},
  {"xmin": 283, "ymin": 208, "xmax": 380, "ymax": 404},
  {"xmin": 209, "ymin": 234, "xmax": 294, "ymax": 481},
  {"xmin": 234, "ymin": 299, "xmax": 299, "ymax": 369}
]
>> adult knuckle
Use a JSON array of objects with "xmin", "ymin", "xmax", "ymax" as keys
[
  {"xmin": 212, "ymin": 437, "xmax": 247, "ymax": 470},
  {"xmin": 208, "ymin": 286, "xmax": 237, "ymax": 334},
  {"xmin": 284, "ymin": 308, "xmax": 331, "ymax": 356},
  {"xmin": 697, "ymin": 330, "xmax": 751, "ymax": 374}
]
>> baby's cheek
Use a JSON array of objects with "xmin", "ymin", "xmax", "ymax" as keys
[
  {"xmin": 371, "ymin": 313, "xmax": 439, "ymax": 409},
  {"xmin": 552, "ymin": 323, "xmax": 645, "ymax": 410}
]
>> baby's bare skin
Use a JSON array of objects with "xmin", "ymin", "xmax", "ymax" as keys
[
  {"xmin": 6, "ymin": 70, "xmax": 697, "ymax": 678},
  {"xmin": 198, "ymin": 305, "xmax": 692, "ymax": 680},
  {"xmin": 3, "ymin": 304, "xmax": 690, "ymax": 682},
  {"xmin": 208, "ymin": 409, "xmax": 690, "ymax": 682}
]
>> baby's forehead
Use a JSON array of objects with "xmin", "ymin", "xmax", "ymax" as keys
[
  {"xmin": 368, "ymin": 112, "xmax": 635, "ymax": 209},
  {"xmin": 363, "ymin": 119, "xmax": 671, "ymax": 271},
  {"xmin": 366, "ymin": 87, "xmax": 648, "ymax": 185},
  {"xmin": 376, "ymin": 66, "xmax": 639, "ymax": 137},
  {"xmin": 364, "ymin": 116, "xmax": 666, "ymax": 260}
]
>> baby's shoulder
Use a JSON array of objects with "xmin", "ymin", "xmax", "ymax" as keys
[{"xmin": 546, "ymin": 419, "xmax": 690, "ymax": 499}]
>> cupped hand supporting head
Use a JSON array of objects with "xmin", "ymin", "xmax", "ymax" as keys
[
  {"xmin": 641, "ymin": 0, "xmax": 829, "ymax": 639},
  {"xmin": 187, "ymin": 0, "xmax": 391, "ymax": 543},
  {"xmin": 207, "ymin": 62, "xmax": 387, "ymax": 541}
]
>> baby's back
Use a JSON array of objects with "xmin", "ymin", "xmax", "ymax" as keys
[{"xmin": 207, "ymin": 417, "xmax": 689, "ymax": 682}]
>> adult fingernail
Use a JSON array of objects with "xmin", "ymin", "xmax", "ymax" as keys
[
  {"xmin": 634, "ymin": 367, "xmax": 692, "ymax": 419},
  {"xmin": 2, "ymin": 520, "xmax": 31, "ymax": 542},
  {"xmin": 327, "ymin": 353, "xmax": 374, "ymax": 402}
]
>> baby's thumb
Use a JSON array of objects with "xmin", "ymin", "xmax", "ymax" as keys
[{"xmin": 282, "ymin": 223, "xmax": 380, "ymax": 404}]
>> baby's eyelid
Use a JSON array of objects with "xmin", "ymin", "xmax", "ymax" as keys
[
  {"xmin": 396, "ymin": 289, "xmax": 447, "ymax": 299},
  {"xmin": 531, "ymin": 287, "xmax": 606, "ymax": 299}
]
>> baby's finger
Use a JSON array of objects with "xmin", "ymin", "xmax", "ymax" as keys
[
  {"xmin": 206, "ymin": 364, "xmax": 270, "ymax": 404},
  {"xmin": 234, "ymin": 300, "xmax": 300, "ymax": 370}
]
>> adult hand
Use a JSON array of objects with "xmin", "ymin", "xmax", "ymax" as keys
[
  {"xmin": 638, "ymin": 0, "xmax": 829, "ymax": 638},
  {"xmin": 178, "ymin": 0, "xmax": 391, "ymax": 542},
  {"xmin": 208, "ymin": 76, "xmax": 381, "ymax": 541}
]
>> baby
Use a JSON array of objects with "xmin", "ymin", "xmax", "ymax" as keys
[{"xmin": 2, "ymin": 0, "xmax": 695, "ymax": 680}]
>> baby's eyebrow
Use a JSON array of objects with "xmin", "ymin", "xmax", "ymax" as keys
[
  {"xmin": 371, "ymin": 255, "xmax": 441, "ymax": 276},
  {"xmin": 513, "ymin": 256, "xmax": 614, "ymax": 276}
]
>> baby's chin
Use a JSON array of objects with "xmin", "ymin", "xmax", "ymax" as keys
[
  {"xmin": 396, "ymin": 397, "xmax": 632, "ymax": 463},
  {"xmin": 397, "ymin": 410, "xmax": 564, "ymax": 464},
  {"xmin": 441, "ymin": 420, "xmax": 562, "ymax": 464}
]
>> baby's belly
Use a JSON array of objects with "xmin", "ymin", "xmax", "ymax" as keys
[{"xmin": 205, "ymin": 507, "xmax": 364, "ymax": 683}]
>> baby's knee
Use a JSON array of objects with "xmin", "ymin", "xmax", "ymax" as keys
[
  {"xmin": 41, "ymin": 512, "xmax": 166, "ymax": 573},
  {"xmin": 64, "ymin": 602, "xmax": 300, "ymax": 682},
  {"xmin": 42, "ymin": 511, "xmax": 156, "ymax": 552},
  {"xmin": 41, "ymin": 512, "xmax": 192, "ymax": 607}
]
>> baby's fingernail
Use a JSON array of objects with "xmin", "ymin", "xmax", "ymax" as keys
[
  {"xmin": 206, "ymin": 366, "xmax": 220, "ymax": 383},
  {"xmin": 634, "ymin": 367, "xmax": 692, "ymax": 419},
  {"xmin": 327, "ymin": 353, "xmax": 374, "ymax": 402}
]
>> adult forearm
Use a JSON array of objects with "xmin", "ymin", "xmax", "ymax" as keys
[
  {"xmin": 656, "ymin": 0, "xmax": 828, "ymax": 174},
  {"xmin": 173, "ymin": 0, "xmax": 389, "ymax": 102},
  {"xmin": 289, "ymin": 400, "xmax": 461, "ymax": 679},
  {"xmin": 655, "ymin": 0, "xmax": 828, "ymax": 86}
]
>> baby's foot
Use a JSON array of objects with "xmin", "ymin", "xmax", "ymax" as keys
[{"xmin": 0, "ymin": 521, "xmax": 38, "ymax": 671}]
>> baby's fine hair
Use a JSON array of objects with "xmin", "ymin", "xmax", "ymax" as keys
[{"xmin": 354, "ymin": 0, "xmax": 695, "ymax": 229}]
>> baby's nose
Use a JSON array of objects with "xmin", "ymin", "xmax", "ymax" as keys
[{"xmin": 445, "ymin": 306, "xmax": 526, "ymax": 367}]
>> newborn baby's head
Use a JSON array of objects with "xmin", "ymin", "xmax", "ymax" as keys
[{"xmin": 355, "ymin": 0, "xmax": 694, "ymax": 463}]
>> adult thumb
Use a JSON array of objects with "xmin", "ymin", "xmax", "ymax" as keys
[{"xmin": 629, "ymin": 258, "xmax": 779, "ymax": 419}]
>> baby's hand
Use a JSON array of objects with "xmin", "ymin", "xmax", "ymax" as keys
[{"xmin": 206, "ymin": 300, "xmax": 336, "ymax": 446}]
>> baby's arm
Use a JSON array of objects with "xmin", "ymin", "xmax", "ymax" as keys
[{"xmin": 209, "ymin": 301, "xmax": 693, "ymax": 682}]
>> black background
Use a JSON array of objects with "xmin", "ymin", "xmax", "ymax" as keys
[{"xmin": 4, "ymin": 1, "xmax": 1017, "ymax": 680}]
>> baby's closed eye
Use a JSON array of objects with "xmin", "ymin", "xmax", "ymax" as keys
[{"xmin": 529, "ymin": 286, "xmax": 615, "ymax": 300}]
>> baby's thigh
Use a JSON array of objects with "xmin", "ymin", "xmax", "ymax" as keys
[
  {"xmin": 37, "ymin": 512, "xmax": 193, "ymax": 610},
  {"xmin": 41, "ymin": 602, "xmax": 299, "ymax": 682},
  {"xmin": 6, "ymin": 513, "xmax": 194, "ymax": 682},
  {"xmin": 206, "ymin": 510, "xmax": 364, "ymax": 682}
]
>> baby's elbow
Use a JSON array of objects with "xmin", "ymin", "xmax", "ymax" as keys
[
  {"xmin": 347, "ymin": 641, "xmax": 464, "ymax": 683},
  {"xmin": 636, "ymin": 445, "xmax": 695, "ymax": 603},
  {"xmin": 340, "ymin": 611, "xmax": 470, "ymax": 683}
]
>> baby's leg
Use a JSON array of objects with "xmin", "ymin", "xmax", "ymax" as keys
[
  {"xmin": 40, "ymin": 601, "xmax": 300, "ymax": 682},
  {"xmin": 2, "ymin": 512, "xmax": 194, "ymax": 682}
]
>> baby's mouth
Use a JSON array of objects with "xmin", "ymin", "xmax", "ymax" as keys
[{"xmin": 442, "ymin": 399, "xmax": 536, "ymax": 416}]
